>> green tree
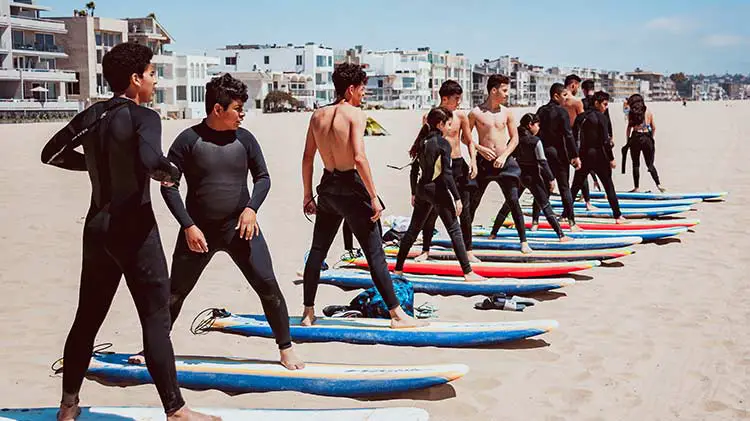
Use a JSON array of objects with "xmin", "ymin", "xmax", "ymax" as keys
[
  {"xmin": 263, "ymin": 90, "xmax": 300, "ymax": 112},
  {"xmin": 85, "ymin": 1, "xmax": 95, "ymax": 17}
]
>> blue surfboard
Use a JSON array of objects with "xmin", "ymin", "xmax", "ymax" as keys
[
  {"xmin": 315, "ymin": 269, "xmax": 575, "ymax": 297},
  {"xmin": 549, "ymin": 198, "xmax": 699, "ymax": 209},
  {"xmin": 585, "ymin": 191, "xmax": 727, "ymax": 201},
  {"xmin": 473, "ymin": 226, "xmax": 687, "ymax": 242},
  {"xmin": 201, "ymin": 311, "xmax": 558, "ymax": 347},
  {"xmin": 432, "ymin": 236, "xmax": 642, "ymax": 251},
  {"xmin": 531, "ymin": 205, "xmax": 692, "ymax": 218}
]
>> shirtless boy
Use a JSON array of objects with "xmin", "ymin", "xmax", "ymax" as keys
[
  {"xmin": 416, "ymin": 80, "xmax": 479, "ymax": 262},
  {"xmin": 468, "ymin": 75, "xmax": 530, "ymax": 253},
  {"xmin": 300, "ymin": 63, "xmax": 425, "ymax": 328}
]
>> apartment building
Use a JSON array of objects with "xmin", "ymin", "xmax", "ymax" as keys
[
  {"xmin": 215, "ymin": 42, "xmax": 335, "ymax": 108},
  {"xmin": 0, "ymin": 0, "xmax": 79, "ymax": 118},
  {"xmin": 359, "ymin": 47, "xmax": 471, "ymax": 109},
  {"xmin": 175, "ymin": 54, "xmax": 219, "ymax": 118},
  {"xmin": 626, "ymin": 71, "xmax": 678, "ymax": 101}
]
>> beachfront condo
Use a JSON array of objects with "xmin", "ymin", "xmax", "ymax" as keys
[
  {"xmin": 0, "ymin": 0, "xmax": 79, "ymax": 120},
  {"xmin": 215, "ymin": 42, "xmax": 335, "ymax": 109}
]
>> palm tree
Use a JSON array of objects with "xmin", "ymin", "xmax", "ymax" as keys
[
  {"xmin": 76, "ymin": 9, "xmax": 88, "ymax": 17},
  {"xmin": 85, "ymin": 1, "xmax": 95, "ymax": 17},
  {"xmin": 147, "ymin": 12, "xmax": 157, "ymax": 20}
]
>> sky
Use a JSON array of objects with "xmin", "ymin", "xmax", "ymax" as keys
[{"xmin": 44, "ymin": 0, "xmax": 750, "ymax": 75}]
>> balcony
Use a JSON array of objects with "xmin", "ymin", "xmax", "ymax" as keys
[
  {"xmin": 128, "ymin": 29, "xmax": 167, "ymax": 41},
  {"xmin": 10, "ymin": 16, "xmax": 67, "ymax": 34},
  {"xmin": 151, "ymin": 54, "xmax": 175, "ymax": 64},
  {"xmin": 18, "ymin": 68, "xmax": 77, "ymax": 82},
  {"xmin": 12, "ymin": 43, "xmax": 67, "ymax": 58},
  {"xmin": 0, "ymin": 99, "xmax": 80, "ymax": 111}
]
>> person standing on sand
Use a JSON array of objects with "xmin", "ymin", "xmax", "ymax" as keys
[
  {"xmin": 467, "ymin": 75, "xmax": 531, "ymax": 254},
  {"xmin": 300, "ymin": 63, "xmax": 426, "ymax": 328},
  {"xmin": 394, "ymin": 107, "xmax": 485, "ymax": 281},
  {"xmin": 40, "ymin": 42, "xmax": 218, "ymax": 421},
  {"xmin": 570, "ymin": 91, "xmax": 626, "ymax": 223},
  {"xmin": 126, "ymin": 74, "xmax": 304, "ymax": 371},
  {"xmin": 414, "ymin": 80, "xmax": 479, "ymax": 263},
  {"xmin": 625, "ymin": 94, "xmax": 666, "ymax": 192},
  {"xmin": 536, "ymin": 83, "xmax": 582, "ymax": 231}
]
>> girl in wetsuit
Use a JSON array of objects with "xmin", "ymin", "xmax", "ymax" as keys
[
  {"xmin": 488, "ymin": 113, "xmax": 569, "ymax": 240},
  {"xmin": 626, "ymin": 94, "xmax": 666, "ymax": 192},
  {"xmin": 395, "ymin": 107, "xmax": 484, "ymax": 282}
]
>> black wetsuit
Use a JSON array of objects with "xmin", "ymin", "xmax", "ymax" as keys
[
  {"xmin": 627, "ymin": 121, "xmax": 661, "ymax": 189},
  {"xmin": 40, "ymin": 97, "xmax": 185, "ymax": 414},
  {"xmin": 160, "ymin": 121, "xmax": 292, "ymax": 350},
  {"xmin": 395, "ymin": 131, "xmax": 472, "ymax": 274},
  {"xmin": 302, "ymin": 108, "xmax": 399, "ymax": 310},
  {"xmin": 576, "ymin": 95, "xmax": 612, "ymax": 201},
  {"xmin": 490, "ymin": 129, "xmax": 565, "ymax": 238},
  {"xmin": 570, "ymin": 108, "xmax": 622, "ymax": 218},
  {"xmin": 419, "ymin": 157, "xmax": 474, "ymax": 253},
  {"xmin": 537, "ymin": 100, "xmax": 579, "ymax": 223}
]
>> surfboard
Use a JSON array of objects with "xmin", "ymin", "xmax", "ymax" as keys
[
  {"xmin": 201, "ymin": 311, "xmax": 558, "ymax": 347},
  {"xmin": 314, "ymin": 268, "xmax": 575, "ymax": 296},
  {"xmin": 0, "ymin": 406, "xmax": 429, "ymax": 421},
  {"xmin": 472, "ymin": 226, "xmax": 687, "ymax": 242},
  {"xmin": 84, "ymin": 353, "xmax": 468, "ymax": 397},
  {"xmin": 530, "ymin": 205, "xmax": 692, "ymax": 218},
  {"xmin": 432, "ymin": 236, "xmax": 642, "ymax": 251},
  {"xmin": 497, "ymin": 217, "xmax": 700, "ymax": 231},
  {"xmin": 585, "ymin": 191, "xmax": 727, "ymax": 201},
  {"xmin": 549, "ymin": 197, "xmax": 699, "ymax": 209},
  {"xmin": 348, "ymin": 257, "xmax": 598, "ymax": 278},
  {"xmin": 385, "ymin": 245, "xmax": 634, "ymax": 262}
]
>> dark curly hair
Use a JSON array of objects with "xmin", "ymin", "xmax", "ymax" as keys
[
  {"xmin": 332, "ymin": 63, "xmax": 367, "ymax": 100},
  {"xmin": 102, "ymin": 42, "xmax": 153, "ymax": 93},
  {"xmin": 627, "ymin": 93, "xmax": 647, "ymax": 127},
  {"xmin": 592, "ymin": 90, "xmax": 610, "ymax": 104},
  {"xmin": 487, "ymin": 74, "xmax": 510, "ymax": 93},
  {"xmin": 205, "ymin": 73, "xmax": 249, "ymax": 114},
  {"xmin": 439, "ymin": 80, "xmax": 463, "ymax": 98}
]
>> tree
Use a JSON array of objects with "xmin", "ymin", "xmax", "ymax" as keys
[
  {"xmin": 669, "ymin": 72, "xmax": 687, "ymax": 84},
  {"xmin": 76, "ymin": 9, "xmax": 88, "ymax": 16},
  {"xmin": 147, "ymin": 12, "xmax": 157, "ymax": 19},
  {"xmin": 263, "ymin": 90, "xmax": 300, "ymax": 112},
  {"xmin": 85, "ymin": 1, "xmax": 95, "ymax": 17}
]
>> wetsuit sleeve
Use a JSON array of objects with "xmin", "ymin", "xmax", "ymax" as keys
[
  {"xmin": 534, "ymin": 140, "xmax": 555, "ymax": 182},
  {"xmin": 440, "ymin": 141, "xmax": 460, "ymax": 201},
  {"xmin": 40, "ymin": 111, "xmax": 88, "ymax": 171},
  {"xmin": 160, "ymin": 133, "xmax": 194, "ymax": 229},
  {"xmin": 561, "ymin": 107, "xmax": 578, "ymax": 160},
  {"xmin": 409, "ymin": 159, "xmax": 419, "ymax": 195},
  {"xmin": 605, "ymin": 108, "xmax": 613, "ymax": 139},
  {"xmin": 239, "ymin": 130, "xmax": 271, "ymax": 213},
  {"xmin": 599, "ymin": 113, "xmax": 615, "ymax": 162},
  {"xmin": 135, "ymin": 110, "xmax": 180, "ymax": 183}
]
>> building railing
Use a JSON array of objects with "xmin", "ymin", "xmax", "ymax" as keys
[
  {"xmin": 13, "ymin": 43, "xmax": 65, "ymax": 53},
  {"xmin": 10, "ymin": 14, "xmax": 64, "ymax": 24}
]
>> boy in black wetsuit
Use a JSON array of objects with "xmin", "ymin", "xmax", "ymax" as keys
[
  {"xmin": 571, "ymin": 91, "xmax": 625, "ymax": 223},
  {"xmin": 41, "ymin": 43, "xmax": 216, "ymax": 421},
  {"xmin": 536, "ymin": 83, "xmax": 582, "ymax": 230},
  {"xmin": 155, "ymin": 74, "xmax": 303, "ymax": 370},
  {"xmin": 301, "ymin": 63, "xmax": 425, "ymax": 329}
]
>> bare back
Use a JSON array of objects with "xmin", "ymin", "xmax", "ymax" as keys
[
  {"xmin": 563, "ymin": 95, "xmax": 584, "ymax": 126},
  {"xmin": 422, "ymin": 110, "xmax": 464, "ymax": 158},
  {"xmin": 309, "ymin": 103, "xmax": 365, "ymax": 171},
  {"xmin": 470, "ymin": 104, "xmax": 511, "ymax": 156}
]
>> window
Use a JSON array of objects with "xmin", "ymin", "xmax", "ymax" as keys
[
  {"xmin": 95, "ymin": 32, "xmax": 102, "ymax": 46},
  {"xmin": 156, "ymin": 65, "xmax": 165, "ymax": 78},
  {"xmin": 267, "ymin": 83, "xmax": 272, "ymax": 92},
  {"xmin": 155, "ymin": 89, "xmax": 165, "ymax": 104},
  {"xmin": 316, "ymin": 73, "xmax": 324, "ymax": 85},
  {"xmin": 264, "ymin": 55, "xmax": 269, "ymax": 64},
  {"xmin": 225, "ymin": 56, "xmax": 237, "ymax": 66},
  {"xmin": 177, "ymin": 86, "xmax": 187, "ymax": 100},
  {"xmin": 328, "ymin": 56, "xmax": 332, "ymax": 67},
  {"xmin": 273, "ymin": 81, "xmax": 278, "ymax": 90},
  {"xmin": 255, "ymin": 99, "xmax": 261, "ymax": 109},
  {"xmin": 403, "ymin": 77, "xmax": 415, "ymax": 89},
  {"xmin": 316, "ymin": 91, "xmax": 327, "ymax": 100},
  {"xmin": 12, "ymin": 30, "xmax": 24, "ymax": 47},
  {"xmin": 96, "ymin": 49, "xmax": 103, "ymax": 64},
  {"xmin": 296, "ymin": 55, "xmax": 303, "ymax": 66},
  {"xmin": 67, "ymin": 73, "xmax": 81, "ymax": 95},
  {"xmin": 39, "ymin": 58, "xmax": 56, "ymax": 70},
  {"xmin": 315, "ymin": 55, "xmax": 326, "ymax": 67}
]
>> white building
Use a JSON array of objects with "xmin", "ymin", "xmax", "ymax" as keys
[
  {"xmin": 0, "ymin": 0, "xmax": 79, "ymax": 118},
  {"xmin": 359, "ymin": 47, "xmax": 471, "ymax": 109},
  {"xmin": 175, "ymin": 54, "xmax": 219, "ymax": 119},
  {"xmin": 214, "ymin": 42, "xmax": 334, "ymax": 108}
]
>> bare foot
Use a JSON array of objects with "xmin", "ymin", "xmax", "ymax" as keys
[
  {"xmin": 488, "ymin": 234, "xmax": 496, "ymax": 240},
  {"xmin": 127, "ymin": 351, "xmax": 145, "ymax": 365},
  {"xmin": 414, "ymin": 251, "xmax": 429, "ymax": 262},
  {"xmin": 394, "ymin": 270, "xmax": 404, "ymax": 276},
  {"xmin": 389, "ymin": 306, "xmax": 429, "ymax": 329},
  {"xmin": 585, "ymin": 202, "xmax": 594, "ymax": 211},
  {"xmin": 615, "ymin": 217, "xmax": 629, "ymax": 224},
  {"xmin": 530, "ymin": 224, "xmax": 539, "ymax": 232},
  {"xmin": 520, "ymin": 242, "xmax": 533, "ymax": 254},
  {"xmin": 280, "ymin": 346, "xmax": 305, "ymax": 370},
  {"xmin": 57, "ymin": 404, "xmax": 80, "ymax": 421},
  {"xmin": 467, "ymin": 251, "xmax": 481, "ymax": 263},
  {"xmin": 559, "ymin": 235, "xmax": 573, "ymax": 242},
  {"xmin": 657, "ymin": 185, "xmax": 667, "ymax": 193},
  {"xmin": 168, "ymin": 406, "xmax": 222, "ymax": 421},
  {"xmin": 569, "ymin": 224, "xmax": 583, "ymax": 232},
  {"xmin": 300, "ymin": 306, "xmax": 316, "ymax": 326},
  {"xmin": 629, "ymin": 188, "xmax": 640, "ymax": 193},
  {"xmin": 464, "ymin": 271, "xmax": 486, "ymax": 282}
]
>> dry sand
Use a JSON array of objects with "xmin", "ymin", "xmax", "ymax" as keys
[{"xmin": 0, "ymin": 100, "xmax": 748, "ymax": 420}]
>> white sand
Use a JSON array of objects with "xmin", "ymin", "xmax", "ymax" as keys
[{"xmin": 0, "ymin": 101, "xmax": 748, "ymax": 420}]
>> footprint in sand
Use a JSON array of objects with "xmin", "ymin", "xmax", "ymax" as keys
[{"xmin": 704, "ymin": 400, "xmax": 729, "ymax": 412}]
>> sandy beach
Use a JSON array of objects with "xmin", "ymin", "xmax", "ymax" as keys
[{"xmin": 0, "ymin": 100, "xmax": 748, "ymax": 420}]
